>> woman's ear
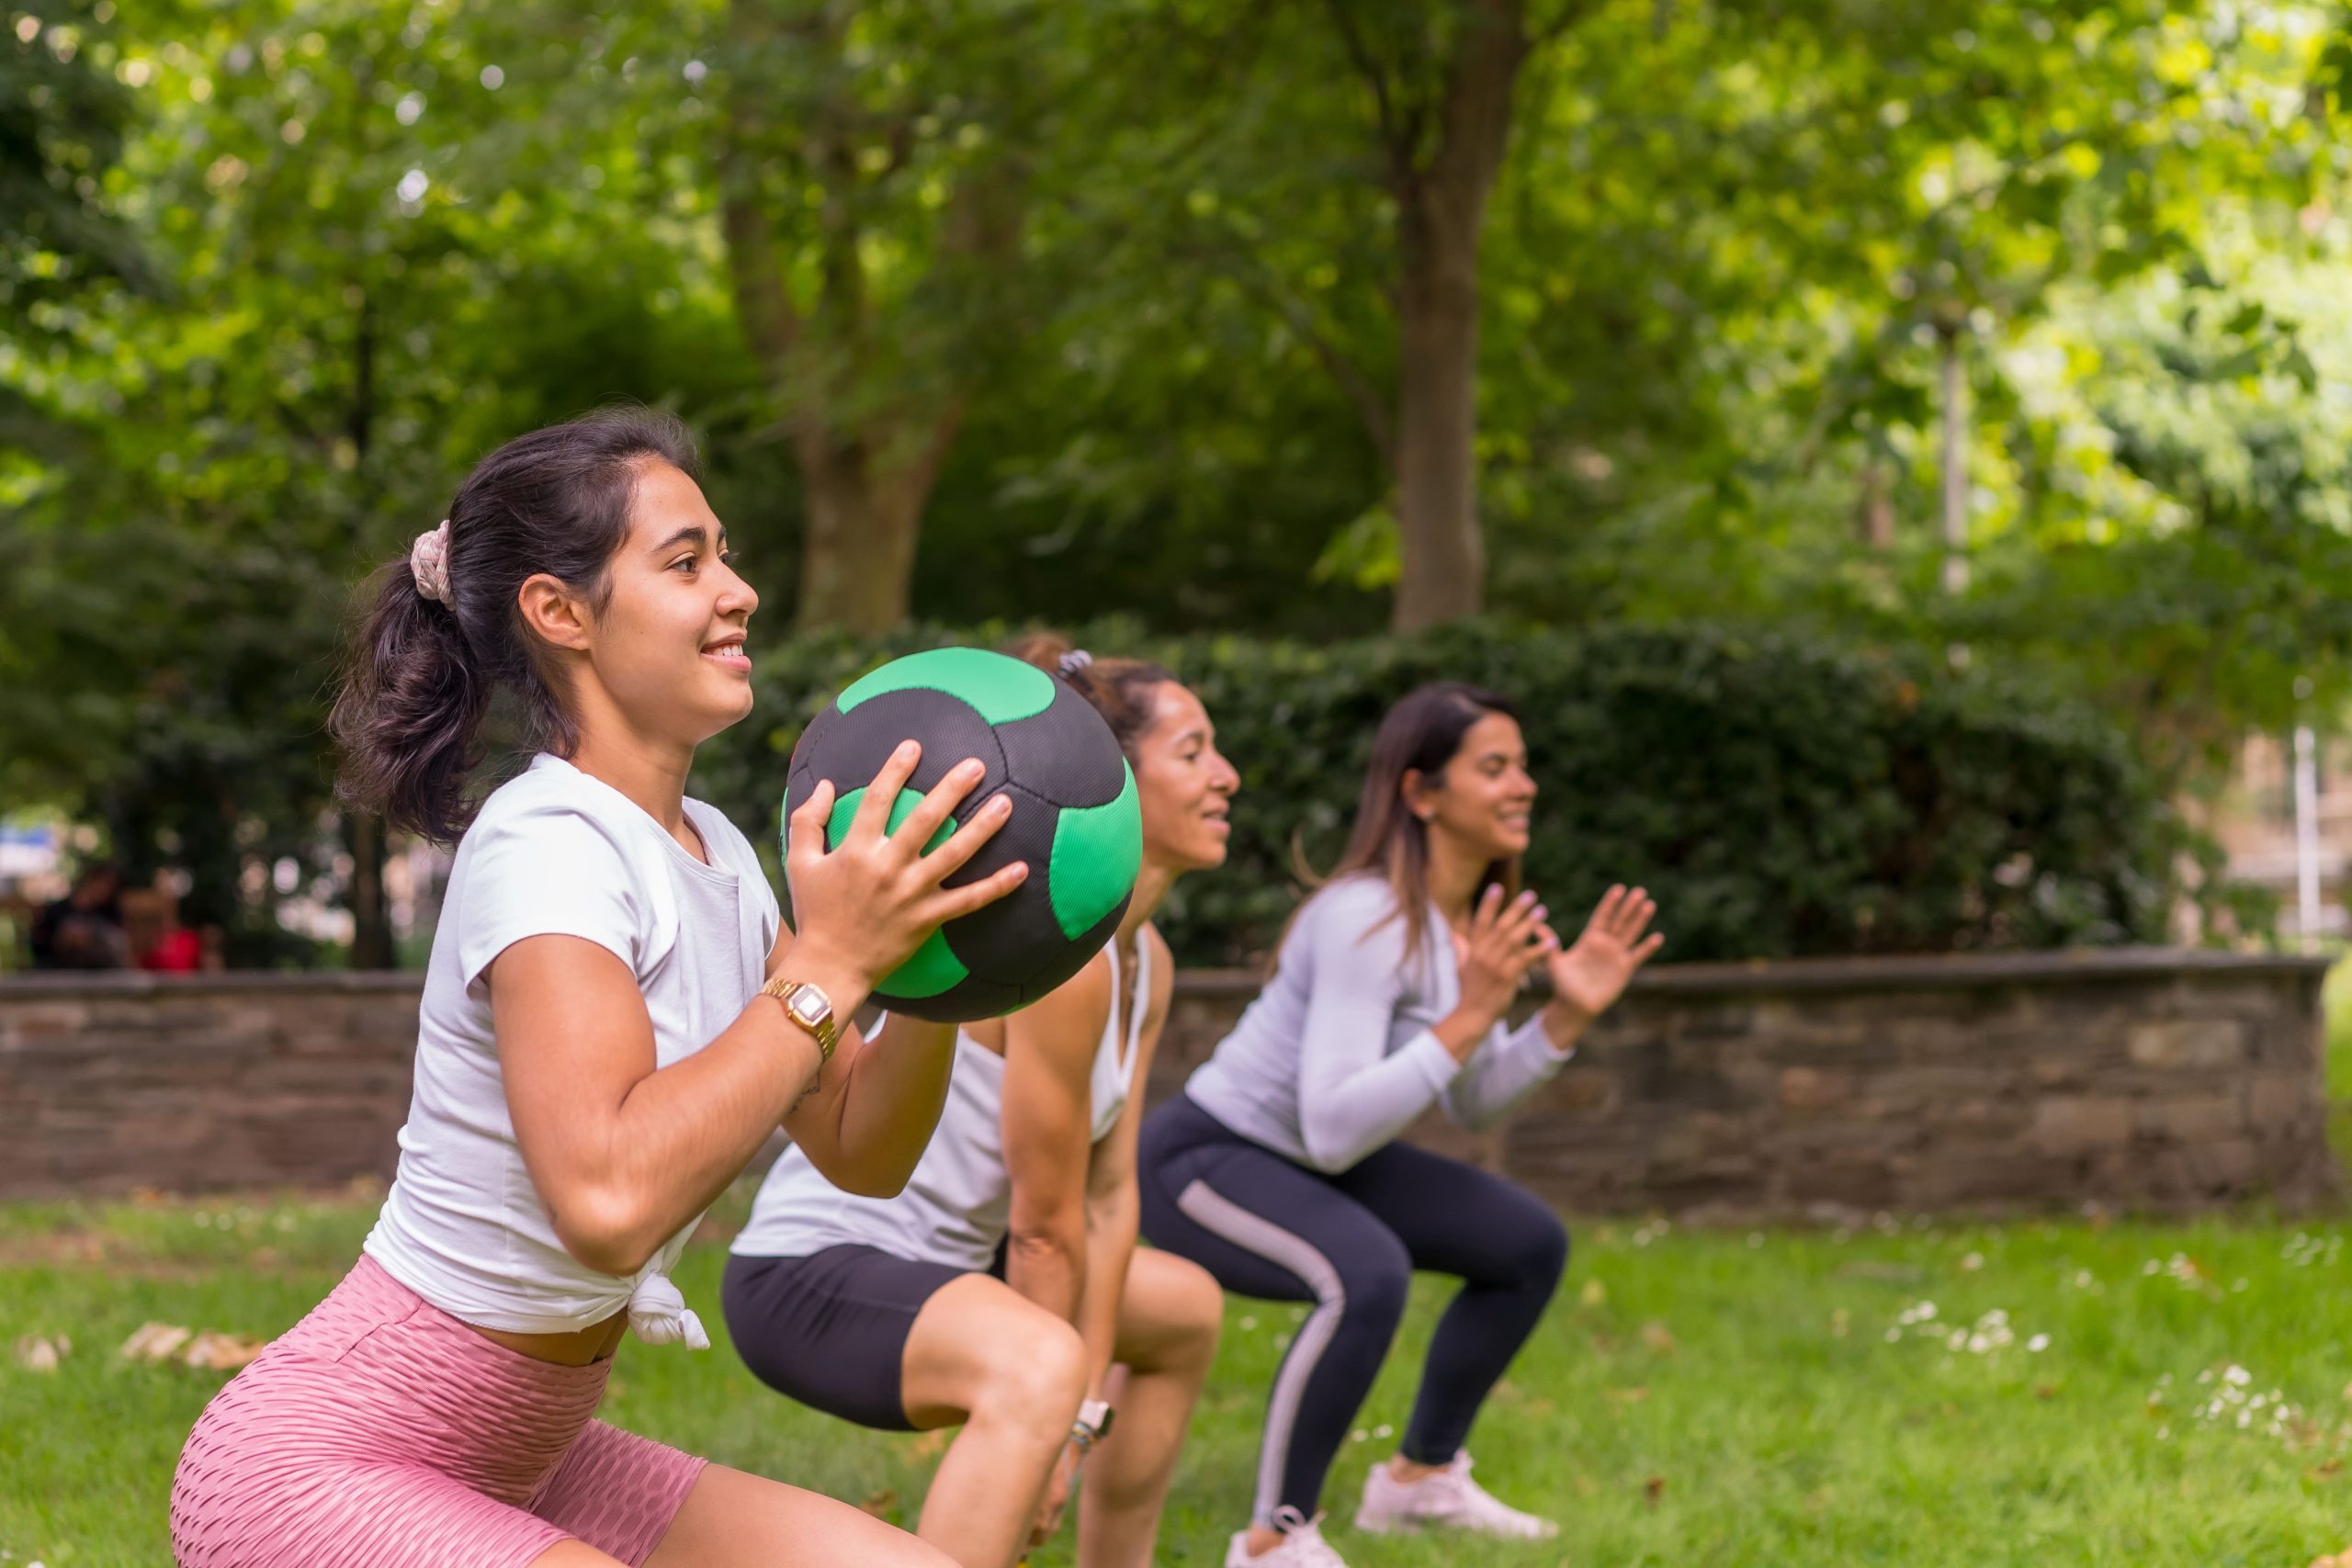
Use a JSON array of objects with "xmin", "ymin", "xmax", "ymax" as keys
[
  {"xmin": 516, "ymin": 572, "xmax": 592, "ymax": 653},
  {"xmin": 1400, "ymin": 767, "xmax": 1437, "ymax": 824}
]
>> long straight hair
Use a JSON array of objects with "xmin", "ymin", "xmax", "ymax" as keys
[
  {"xmin": 1306, "ymin": 682, "xmax": 1524, "ymax": 965},
  {"xmin": 330, "ymin": 407, "xmax": 701, "ymax": 842}
]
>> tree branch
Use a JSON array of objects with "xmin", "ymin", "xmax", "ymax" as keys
[{"xmin": 1323, "ymin": 0, "xmax": 1420, "ymax": 179}]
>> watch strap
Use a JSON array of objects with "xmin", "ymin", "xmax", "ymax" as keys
[{"xmin": 760, "ymin": 976, "xmax": 839, "ymax": 1061}]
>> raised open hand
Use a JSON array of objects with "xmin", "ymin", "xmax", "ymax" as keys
[
  {"xmin": 1450, "ymin": 885, "xmax": 1556, "ymax": 1028},
  {"xmin": 1544, "ymin": 885, "xmax": 1662, "ymax": 1023},
  {"xmin": 784, "ymin": 739, "xmax": 1026, "ymax": 990}
]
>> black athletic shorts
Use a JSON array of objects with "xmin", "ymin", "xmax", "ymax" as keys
[{"xmin": 720, "ymin": 1242, "xmax": 1002, "ymax": 1431}]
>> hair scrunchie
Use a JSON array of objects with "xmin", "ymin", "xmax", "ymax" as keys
[
  {"xmin": 1057, "ymin": 648, "xmax": 1093, "ymax": 678},
  {"xmin": 410, "ymin": 520, "xmax": 453, "ymax": 605}
]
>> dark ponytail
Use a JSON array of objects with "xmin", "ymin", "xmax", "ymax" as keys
[{"xmin": 332, "ymin": 407, "xmax": 701, "ymax": 842}]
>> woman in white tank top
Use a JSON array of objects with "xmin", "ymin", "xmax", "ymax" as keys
[{"xmin": 725, "ymin": 637, "xmax": 1240, "ymax": 1568}]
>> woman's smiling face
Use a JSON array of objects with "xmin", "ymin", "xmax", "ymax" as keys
[
  {"xmin": 1131, "ymin": 682, "xmax": 1239, "ymax": 874},
  {"xmin": 574, "ymin": 459, "xmax": 760, "ymax": 750}
]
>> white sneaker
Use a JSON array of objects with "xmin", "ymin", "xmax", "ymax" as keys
[
  {"xmin": 1353, "ymin": 1451, "xmax": 1560, "ymax": 1540},
  {"xmin": 1226, "ymin": 1506, "xmax": 1351, "ymax": 1568}
]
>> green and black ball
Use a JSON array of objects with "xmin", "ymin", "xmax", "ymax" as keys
[{"xmin": 782, "ymin": 648, "xmax": 1143, "ymax": 1021}]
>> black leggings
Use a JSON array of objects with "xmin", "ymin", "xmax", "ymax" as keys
[{"xmin": 1137, "ymin": 1094, "xmax": 1567, "ymax": 1525}]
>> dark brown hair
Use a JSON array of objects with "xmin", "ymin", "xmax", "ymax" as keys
[
  {"xmin": 331, "ymin": 407, "xmax": 701, "ymax": 842},
  {"xmin": 1005, "ymin": 632, "xmax": 1176, "ymax": 761},
  {"xmin": 1314, "ymin": 682, "xmax": 1523, "ymax": 963}
]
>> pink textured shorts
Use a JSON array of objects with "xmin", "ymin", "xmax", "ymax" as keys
[{"xmin": 171, "ymin": 1255, "xmax": 706, "ymax": 1567}]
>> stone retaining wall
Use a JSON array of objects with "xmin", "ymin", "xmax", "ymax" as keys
[{"xmin": 1, "ymin": 951, "xmax": 2336, "ymax": 1214}]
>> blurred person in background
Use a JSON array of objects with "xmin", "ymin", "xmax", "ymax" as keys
[
  {"xmin": 30, "ymin": 861, "xmax": 130, "ymax": 970},
  {"xmin": 122, "ymin": 881, "xmax": 207, "ymax": 973}
]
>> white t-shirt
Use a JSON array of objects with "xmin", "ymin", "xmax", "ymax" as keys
[{"xmin": 363, "ymin": 753, "xmax": 780, "ymax": 1345}]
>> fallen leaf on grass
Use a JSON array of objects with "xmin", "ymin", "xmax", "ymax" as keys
[
  {"xmin": 1640, "ymin": 1322, "xmax": 1676, "ymax": 1355},
  {"xmin": 119, "ymin": 1323, "xmax": 265, "ymax": 1370},
  {"xmin": 2034, "ymin": 1384, "xmax": 2060, "ymax": 1401},
  {"xmin": 859, "ymin": 1489, "xmax": 899, "ymax": 1519},
  {"xmin": 1579, "ymin": 1280, "xmax": 1607, "ymax": 1307},
  {"xmin": 1604, "ymin": 1386, "xmax": 1649, "ymax": 1403},
  {"xmin": 181, "ymin": 1332, "xmax": 266, "ymax": 1371},
  {"xmin": 14, "ymin": 1334, "xmax": 70, "ymax": 1372},
  {"xmin": 121, "ymin": 1323, "xmax": 193, "ymax": 1361},
  {"xmin": 1644, "ymin": 1475, "xmax": 1666, "ymax": 1505},
  {"xmin": 910, "ymin": 1428, "xmax": 952, "ymax": 1459},
  {"xmin": 2311, "ymin": 1459, "xmax": 2343, "ymax": 1481}
]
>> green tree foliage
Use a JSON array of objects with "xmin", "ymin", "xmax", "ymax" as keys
[
  {"xmin": 0, "ymin": 0, "xmax": 756, "ymax": 958},
  {"xmin": 4, "ymin": 0, "xmax": 2349, "ymax": 964}
]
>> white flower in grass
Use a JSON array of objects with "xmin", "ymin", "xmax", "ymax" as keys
[{"xmin": 2027, "ymin": 1334, "xmax": 2050, "ymax": 1353}]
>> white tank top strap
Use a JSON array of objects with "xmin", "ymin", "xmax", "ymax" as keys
[{"xmin": 1089, "ymin": 934, "xmax": 1151, "ymax": 1142}]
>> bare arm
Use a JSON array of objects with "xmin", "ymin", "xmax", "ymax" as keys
[
  {"xmin": 493, "ymin": 932, "xmax": 848, "ymax": 1276},
  {"xmin": 1001, "ymin": 957, "xmax": 1115, "ymax": 1329},
  {"xmin": 498, "ymin": 743, "xmax": 1024, "ymax": 1276},
  {"xmin": 779, "ymin": 1006, "xmax": 959, "ymax": 1199},
  {"xmin": 1072, "ymin": 929, "xmax": 1172, "ymax": 1399}
]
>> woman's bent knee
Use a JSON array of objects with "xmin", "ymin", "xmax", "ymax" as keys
[
  {"xmin": 1521, "ymin": 1209, "xmax": 1570, "ymax": 1289},
  {"xmin": 1339, "ymin": 1253, "xmax": 1412, "ymax": 1332},
  {"xmin": 976, "ymin": 1314, "xmax": 1088, "ymax": 1432}
]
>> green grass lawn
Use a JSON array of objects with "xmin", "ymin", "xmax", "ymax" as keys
[
  {"xmin": 6, "ymin": 1001, "xmax": 2347, "ymax": 1566},
  {"xmin": 4, "ymin": 1184, "xmax": 2349, "ymax": 1568}
]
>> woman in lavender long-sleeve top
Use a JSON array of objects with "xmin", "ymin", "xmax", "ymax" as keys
[{"xmin": 1137, "ymin": 682, "xmax": 1662, "ymax": 1568}]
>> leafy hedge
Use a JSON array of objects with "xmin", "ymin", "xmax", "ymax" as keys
[{"xmin": 690, "ymin": 621, "xmax": 2192, "ymax": 967}]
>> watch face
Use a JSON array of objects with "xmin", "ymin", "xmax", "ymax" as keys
[{"xmin": 788, "ymin": 987, "xmax": 831, "ymax": 1027}]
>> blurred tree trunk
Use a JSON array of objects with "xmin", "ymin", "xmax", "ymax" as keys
[
  {"xmin": 1329, "ymin": 0, "xmax": 1552, "ymax": 631},
  {"xmin": 1856, "ymin": 457, "xmax": 1895, "ymax": 548},
  {"xmin": 717, "ymin": 0, "xmax": 1013, "ymax": 635},
  {"xmin": 345, "ymin": 814, "xmax": 391, "ymax": 968},
  {"xmin": 345, "ymin": 285, "xmax": 393, "ymax": 969}
]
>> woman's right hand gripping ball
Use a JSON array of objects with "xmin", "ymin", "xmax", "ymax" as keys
[{"xmin": 783, "ymin": 739, "xmax": 1027, "ymax": 991}]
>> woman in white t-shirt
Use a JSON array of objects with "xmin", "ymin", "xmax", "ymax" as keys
[{"xmin": 169, "ymin": 409, "xmax": 1025, "ymax": 1568}]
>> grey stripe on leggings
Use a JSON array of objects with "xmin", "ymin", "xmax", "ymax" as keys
[{"xmin": 1175, "ymin": 1178, "xmax": 1347, "ymax": 1527}]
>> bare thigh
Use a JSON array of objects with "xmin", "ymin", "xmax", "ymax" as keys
[
  {"xmin": 899, "ymin": 1270, "xmax": 1084, "ymax": 1428},
  {"xmin": 631, "ymin": 1463, "xmax": 954, "ymax": 1568}
]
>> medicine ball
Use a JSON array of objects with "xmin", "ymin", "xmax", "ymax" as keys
[{"xmin": 782, "ymin": 647, "xmax": 1142, "ymax": 1021}]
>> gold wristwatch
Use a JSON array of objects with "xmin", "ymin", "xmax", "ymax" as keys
[{"xmin": 759, "ymin": 976, "xmax": 839, "ymax": 1063}]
